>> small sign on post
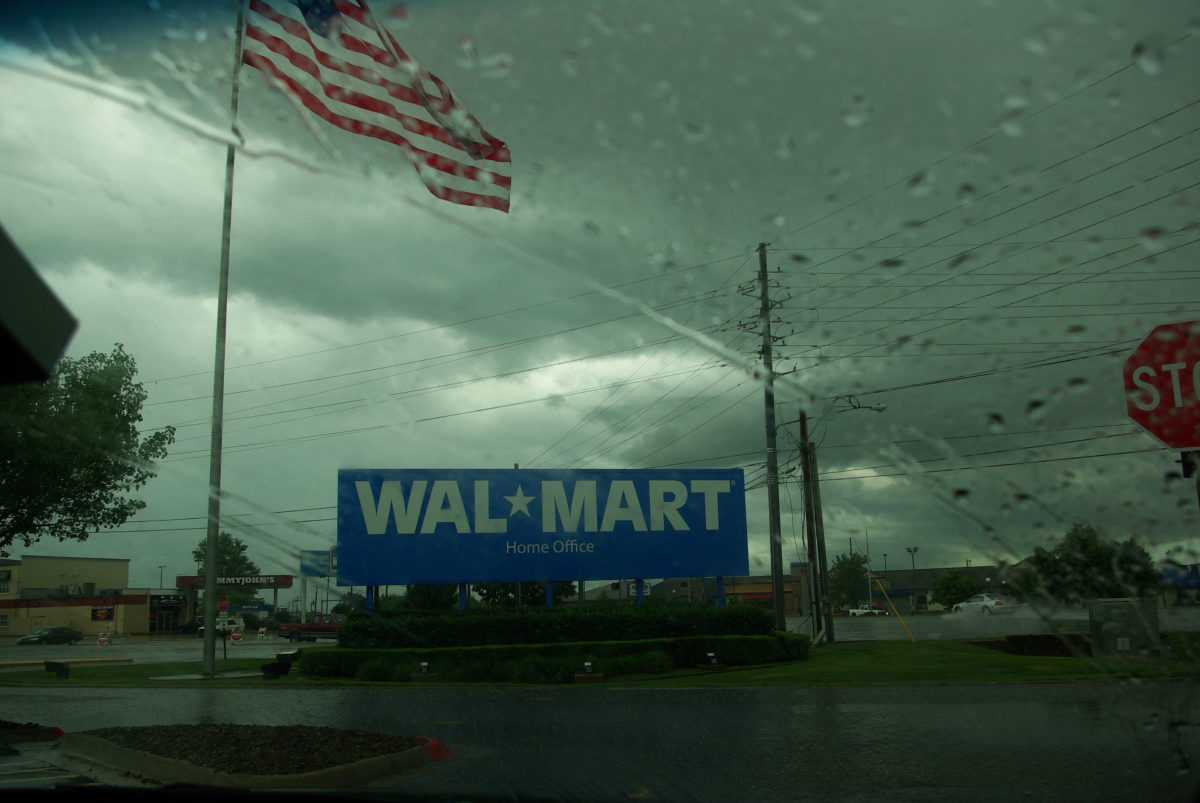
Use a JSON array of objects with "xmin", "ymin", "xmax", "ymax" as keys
[
  {"xmin": 97, "ymin": 633, "xmax": 109, "ymax": 645},
  {"xmin": 217, "ymin": 594, "xmax": 230, "ymax": 612}
]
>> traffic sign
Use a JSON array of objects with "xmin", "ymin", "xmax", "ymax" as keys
[
  {"xmin": 217, "ymin": 595, "xmax": 229, "ymax": 612},
  {"xmin": 97, "ymin": 633, "xmax": 109, "ymax": 645},
  {"xmin": 230, "ymin": 629, "xmax": 243, "ymax": 642},
  {"xmin": 1124, "ymin": 321, "xmax": 1200, "ymax": 448}
]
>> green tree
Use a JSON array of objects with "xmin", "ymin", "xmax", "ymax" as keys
[
  {"xmin": 827, "ymin": 552, "xmax": 869, "ymax": 608},
  {"xmin": 1013, "ymin": 523, "xmax": 1158, "ymax": 603},
  {"xmin": 191, "ymin": 531, "xmax": 264, "ymax": 607},
  {"xmin": 930, "ymin": 570, "xmax": 981, "ymax": 609},
  {"xmin": 331, "ymin": 591, "xmax": 366, "ymax": 616},
  {"xmin": 402, "ymin": 584, "xmax": 459, "ymax": 611},
  {"xmin": 474, "ymin": 581, "xmax": 576, "ymax": 607},
  {"xmin": 192, "ymin": 531, "xmax": 262, "ymax": 576},
  {"xmin": 0, "ymin": 344, "xmax": 175, "ymax": 556}
]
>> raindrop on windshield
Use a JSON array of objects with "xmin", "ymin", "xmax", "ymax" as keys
[
  {"xmin": 1140, "ymin": 226, "xmax": 1168, "ymax": 252},
  {"xmin": 1132, "ymin": 37, "xmax": 1167, "ymax": 76},
  {"xmin": 841, "ymin": 94, "xmax": 872, "ymax": 128},
  {"xmin": 907, "ymin": 169, "xmax": 934, "ymax": 197}
]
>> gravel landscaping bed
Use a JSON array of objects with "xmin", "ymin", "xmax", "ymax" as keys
[{"xmin": 78, "ymin": 724, "xmax": 426, "ymax": 775}]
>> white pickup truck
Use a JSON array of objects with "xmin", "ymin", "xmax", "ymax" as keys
[{"xmin": 846, "ymin": 606, "xmax": 886, "ymax": 616}]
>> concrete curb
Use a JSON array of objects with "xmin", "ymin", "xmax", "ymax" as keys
[
  {"xmin": 53, "ymin": 732, "xmax": 451, "ymax": 789},
  {"xmin": 0, "ymin": 726, "xmax": 63, "ymax": 744},
  {"xmin": 0, "ymin": 658, "xmax": 134, "ymax": 668}
]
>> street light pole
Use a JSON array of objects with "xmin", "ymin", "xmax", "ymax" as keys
[
  {"xmin": 158, "ymin": 565, "xmax": 165, "ymax": 589},
  {"xmin": 906, "ymin": 546, "xmax": 919, "ymax": 608}
]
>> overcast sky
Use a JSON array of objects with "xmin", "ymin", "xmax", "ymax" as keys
[{"xmin": 2, "ymin": 0, "xmax": 1198, "ymax": 603}]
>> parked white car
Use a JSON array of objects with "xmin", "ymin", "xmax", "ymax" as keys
[
  {"xmin": 196, "ymin": 615, "xmax": 245, "ymax": 637},
  {"xmin": 953, "ymin": 593, "xmax": 1021, "ymax": 615},
  {"xmin": 846, "ymin": 606, "xmax": 887, "ymax": 616}
]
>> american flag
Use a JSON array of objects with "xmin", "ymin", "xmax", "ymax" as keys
[{"xmin": 243, "ymin": 0, "xmax": 511, "ymax": 212}]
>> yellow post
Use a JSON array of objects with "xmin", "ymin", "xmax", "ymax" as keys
[{"xmin": 875, "ymin": 578, "xmax": 916, "ymax": 643}]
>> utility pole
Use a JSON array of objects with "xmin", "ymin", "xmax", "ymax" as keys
[
  {"xmin": 798, "ymin": 412, "xmax": 823, "ymax": 640},
  {"xmin": 757, "ymin": 243, "xmax": 786, "ymax": 632},
  {"xmin": 800, "ymin": 411, "xmax": 835, "ymax": 642}
]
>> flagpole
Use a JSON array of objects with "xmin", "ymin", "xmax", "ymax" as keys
[{"xmin": 203, "ymin": 0, "xmax": 249, "ymax": 678}]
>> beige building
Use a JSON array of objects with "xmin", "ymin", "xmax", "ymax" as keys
[{"xmin": 0, "ymin": 555, "xmax": 190, "ymax": 637}]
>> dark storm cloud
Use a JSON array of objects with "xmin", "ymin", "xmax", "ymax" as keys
[{"xmin": 2, "ymin": 0, "xmax": 1198, "ymax": 588}]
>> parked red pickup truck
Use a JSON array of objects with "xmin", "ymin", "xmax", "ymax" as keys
[{"xmin": 277, "ymin": 612, "xmax": 344, "ymax": 642}]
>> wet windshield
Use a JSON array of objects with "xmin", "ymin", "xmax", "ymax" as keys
[{"xmin": 1, "ymin": 1, "xmax": 1198, "ymax": 799}]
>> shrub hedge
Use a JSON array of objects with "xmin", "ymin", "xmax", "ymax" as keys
[
  {"xmin": 298, "ymin": 632, "xmax": 809, "ymax": 683},
  {"xmin": 338, "ymin": 602, "xmax": 774, "ymax": 649}
]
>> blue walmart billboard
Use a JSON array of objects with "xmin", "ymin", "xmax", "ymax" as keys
[{"xmin": 336, "ymin": 468, "xmax": 748, "ymax": 585}]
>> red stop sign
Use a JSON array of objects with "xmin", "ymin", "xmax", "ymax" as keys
[
  {"xmin": 217, "ymin": 595, "xmax": 229, "ymax": 612},
  {"xmin": 1124, "ymin": 320, "xmax": 1200, "ymax": 448}
]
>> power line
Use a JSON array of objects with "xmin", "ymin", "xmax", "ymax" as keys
[
  {"xmin": 816, "ymin": 446, "xmax": 1160, "ymax": 482},
  {"xmin": 161, "ymin": 359, "xmax": 728, "ymax": 461},
  {"xmin": 147, "ymin": 290, "xmax": 727, "ymax": 408},
  {"xmin": 763, "ymin": 98, "xmax": 1200, "ymax": 373},
  {"xmin": 624, "ymin": 383, "xmax": 762, "ymax": 467},
  {"xmin": 526, "ymin": 257, "xmax": 757, "ymax": 467},
  {"xmin": 144, "ymin": 251, "xmax": 749, "ymax": 384},
  {"xmin": 773, "ymin": 183, "xmax": 1199, "ymax": 378},
  {"xmin": 164, "ymin": 325, "xmax": 728, "ymax": 442},
  {"xmin": 769, "ymin": 37, "xmax": 1194, "ymax": 249}
]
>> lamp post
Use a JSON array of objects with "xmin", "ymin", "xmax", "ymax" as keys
[
  {"xmin": 158, "ymin": 565, "xmax": 165, "ymax": 589},
  {"xmin": 906, "ymin": 546, "xmax": 919, "ymax": 607}
]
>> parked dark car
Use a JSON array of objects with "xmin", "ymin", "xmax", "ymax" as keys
[{"xmin": 17, "ymin": 626, "xmax": 83, "ymax": 645}]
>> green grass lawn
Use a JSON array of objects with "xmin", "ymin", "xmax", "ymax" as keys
[
  {"xmin": 0, "ymin": 640, "xmax": 1192, "ymax": 688},
  {"xmin": 629, "ymin": 640, "xmax": 1194, "ymax": 687}
]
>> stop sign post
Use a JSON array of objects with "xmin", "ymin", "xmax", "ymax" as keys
[{"xmin": 1124, "ymin": 321, "xmax": 1200, "ymax": 507}]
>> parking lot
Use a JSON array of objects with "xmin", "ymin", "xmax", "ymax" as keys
[
  {"xmin": 0, "ymin": 632, "xmax": 313, "ymax": 670},
  {"xmin": 788, "ymin": 605, "xmax": 1200, "ymax": 641}
]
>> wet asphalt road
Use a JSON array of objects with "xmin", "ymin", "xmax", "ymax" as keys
[{"xmin": 4, "ymin": 681, "xmax": 1197, "ymax": 801}]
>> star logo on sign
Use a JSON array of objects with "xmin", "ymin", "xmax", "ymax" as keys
[{"xmin": 505, "ymin": 485, "xmax": 534, "ymax": 517}]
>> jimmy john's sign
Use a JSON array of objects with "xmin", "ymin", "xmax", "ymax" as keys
[{"xmin": 175, "ymin": 575, "xmax": 294, "ymax": 589}]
